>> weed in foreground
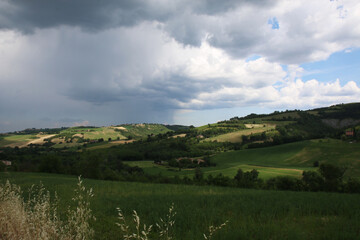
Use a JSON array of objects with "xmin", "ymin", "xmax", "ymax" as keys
[
  {"xmin": 1, "ymin": 178, "xmax": 228, "ymax": 240},
  {"xmin": 117, "ymin": 202, "xmax": 228, "ymax": 240},
  {"xmin": 203, "ymin": 220, "xmax": 229, "ymax": 240},
  {"xmin": 0, "ymin": 176, "xmax": 94, "ymax": 240}
]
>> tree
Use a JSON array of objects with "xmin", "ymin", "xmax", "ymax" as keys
[
  {"xmin": 193, "ymin": 167, "xmax": 203, "ymax": 183},
  {"xmin": 234, "ymin": 168, "xmax": 244, "ymax": 185},
  {"xmin": 235, "ymin": 169, "xmax": 259, "ymax": 188},
  {"xmin": 319, "ymin": 163, "xmax": 346, "ymax": 192},
  {"xmin": 39, "ymin": 155, "xmax": 64, "ymax": 174},
  {"xmin": 0, "ymin": 161, "xmax": 6, "ymax": 172},
  {"xmin": 344, "ymin": 178, "xmax": 360, "ymax": 193},
  {"xmin": 319, "ymin": 163, "xmax": 346, "ymax": 182},
  {"xmin": 241, "ymin": 135, "xmax": 248, "ymax": 143},
  {"xmin": 302, "ymin": 171, "xmax": 324, "ymax": 191}
]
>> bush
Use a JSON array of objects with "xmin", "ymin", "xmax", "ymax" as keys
[
  {"xmin": 266, "ymin": 176, "xmax": 303, "ymax": 191},
  {"xmin": 344, "ymin": 178, "xmax": 360, "ymax": 193},
  {"xmin": 302, "ymin": 171, "xmax": 324, "ymax": 191},
  {"xmin": 319, "ymin": 163, "xmax": 346, "ymax": 192},
  {"xmin": 0, "ymin": 161, "xmax": 6, "ymax": 172}
]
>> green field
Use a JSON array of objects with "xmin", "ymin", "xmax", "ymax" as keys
[
  {"xmin": 0, "ymin": 134, "xmax": 38, "ymax": 147},
  {"xmin": 48, "ymin": 124, "xmax": 173, "ymax": 148},
  {"xmin": 1, "ymin": 172, "xmax": 360, "ymax": 240},
  {"xmin": 204, "ymin": 125, "xmax": 276, "ymax": 143},
  {"xmin": 126, "ymin": 139, "xmax": 360, "ymax": 180},
  {"xmin": 116, "ymin": 124, "xmax": 172, "ymax": 139},
  {"xmin": 126, "ymin": 160, "xmax": 308, "ymax": 180},
  {"xmin": 59, "ymin": 127, "xmax": 128, "ymax": 141}
]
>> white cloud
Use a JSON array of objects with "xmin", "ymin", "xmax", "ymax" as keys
[{"xmin": 1, "ymin": 0, "xmax": 360, "ymax": 131}]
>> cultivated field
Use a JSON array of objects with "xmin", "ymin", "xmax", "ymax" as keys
[
  {"xmin": 1, "ymin": 172, "xmax": 359, "ymax": 240},
  {"xmin": 126, "ymin": 139, "xmax": 360, "ymax": 179},
  {"xmin": 0, "ymin": 134, "xmax": 40, "ymax": 147},
  {"xmin": 204, "ymin": 124, "xmax": 276, "ymax": 143}
]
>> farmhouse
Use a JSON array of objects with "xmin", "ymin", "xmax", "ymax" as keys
[
  {"xmin": 346, "ymin": 130, "xmax": 354, "ymax": 136},
  {"xmin": 176, "ymin": 157, "xmax": 205, "ymax": 164},
  {"xmin": 1, "ymin": 160, "xmax": 11, "ymax": 166}
]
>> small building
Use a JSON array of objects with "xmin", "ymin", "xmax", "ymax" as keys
[
  {"xmin": 1, "ymin": 160, "xmax": 11, "ymax": 166},
  {"xmin": 176, "ymin": 157, "xmax": 205, "ymax": 164},
  {"xmin": 346, "ymin": 130, "xmax": 354, "ymax": 137}
]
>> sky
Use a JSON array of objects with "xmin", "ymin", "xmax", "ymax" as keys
[{"xmin": 1, "ymin": 0, "xmax": 360, "ymax": 132}]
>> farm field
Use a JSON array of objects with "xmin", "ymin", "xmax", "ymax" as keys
[
  {"xmin": 57, "ymin": 127, "xmax": 128, "ymax": 140},
  {"xmin": 0, "ymin": 134, "xmax": 40, "ymax": 147},
  {"xmin": 212, "ymin": 139, "xmax": 360, "ymax": 178},
  {"xmin": 204, "ymin": 124, "xmax": 276, "ymax": 143},
  {"xmin": 0, "ymin": 124, "xmax": 175, "ymax": 149},
  {"xmin": 1, "ymin": 172, "xmax": 360, "ymax": 240},
  {"xmin": 50, "ymin": 124, "xmax": 173, "ymax": 148},
  {"xmin": 126, "ymin": 139, "xmax": 360, "ymax": 179},
  {"xmin": 125, "ymin": 160, "xmax": 310, "ymax": 180}
]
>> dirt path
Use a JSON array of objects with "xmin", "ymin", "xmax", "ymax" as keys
[{"xmin": 20, "ymin": 134, "xmax": 56, "ymax": 147}]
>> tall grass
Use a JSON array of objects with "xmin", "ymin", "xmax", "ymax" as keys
[
  {"xmin": 0, "ymin": 176, "xmax": 94, "ymax": 240},
  {"xmin": 2, "ymin": 172, "xmax": 360, "ymax": 239},
  {"xmin": 0, "ymin": 176, "xmax": 228, "ymax": 240}
]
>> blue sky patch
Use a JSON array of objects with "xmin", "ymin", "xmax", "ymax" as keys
[
  {"xmin": 300, "ymin": 48, "xmax": 360, "ymax": 85},
  {"xmin": 268, "ymin": 17, "xmax": 279, "ymax": 29},
  {"xmin": 245, "ymin": 55, "xmax": 262, "ymax": 62}
]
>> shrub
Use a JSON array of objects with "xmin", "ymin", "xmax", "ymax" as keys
[{"xmin": 302, "ymin": 171, "xmax": 324, "ymax": 191}]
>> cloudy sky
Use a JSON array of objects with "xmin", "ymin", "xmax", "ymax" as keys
[{"xmin": 1, "ymin": 0, "xmax": 360, "ymax": 132}]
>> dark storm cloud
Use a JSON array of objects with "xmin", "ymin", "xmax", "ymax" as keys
[
  {"xmin": 0, "ymin": 0, "xmax": 159, "ymax": 32},
  {"xmin": 194, "ymin": 0, "xmax": 271, "ymax": 15},
  {"xmin": 1, "ymin": 0, "xmax": 360, "ymax": 133},
  {"xmin": 0, "ymin": 0, "xmax": 270, "ymax": 33}
]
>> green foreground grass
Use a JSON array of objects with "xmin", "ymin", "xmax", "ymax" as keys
[{"xmin": 1, "ymin": 172, "xmax": 360, "ymax": 240}]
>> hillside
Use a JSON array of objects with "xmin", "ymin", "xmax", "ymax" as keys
[
  {"xmin": 0, "ymin": 124, "xmax": 180, "ymax": 149},
  {"xmin": 1, "ymin": 102, "xmax": 360, "ymax": 191},
  {"xmin": 194, "ymin": 102, "xmax": 360, "ymax": 145},
  {"xmin": 1, "ymin": 103, "xmax": 359, "ymax": 150},
  {"xmin": 125, "ymin": 139, "xmax": 360, "ymax": 179}
]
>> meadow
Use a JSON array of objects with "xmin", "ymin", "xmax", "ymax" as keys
[
  {"xmin": 1, "ymin": 172, "xmax": 359, "ymax": 240},
  {"xmin": 203, "ymin": 124, "xmax": 276, "ymax": 143},
  {"xmin": 0, "ymin": 134, "xmax": 39, "ymax": 147},
  {"xmin": 126, "ymin": 139, "xmax": 360, "ymax": 180}
]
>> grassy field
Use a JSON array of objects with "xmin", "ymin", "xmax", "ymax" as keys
[
  {"xmin": 204, "ymin": 125, "xmax": 276, "ymax": 143},
  {"xmin": 49, "ymin": 124, "xmax": 172, "ymax": 148},
  {"xmin": 59, "ymin": 127, "xmax": 128, "ymax": 141},
  {"xmin": 116, "ymin": 124, "xmax": 172, "ymax": 139},
  {"xmin": 0, "ymin": 134, "xmax": 39, "ymax": 147},
  {"xmin": 125, "ymin": 161, "xmax": 309, "ymax": 180},
  {"xmin": 82, "ymin": 127, "xmax": 127, "ymax": 140},
  {"xmin": 1, "ymin": 172, "xmax": 360, "ymax": 240},
  {"xmin": 209, "ymin": 139, "xmax": 360, "ymax": 179},
  {"xmin": 126, "ymin": 139, "xmax": 360, "ymax": 180}
]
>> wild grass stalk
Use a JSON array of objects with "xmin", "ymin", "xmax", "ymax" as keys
[{"xmin": 0, "ymin": 176, "xmax": 94, "ymax": 240}]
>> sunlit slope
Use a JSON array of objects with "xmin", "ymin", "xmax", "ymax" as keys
[
  {"xmin": 58, "ymin": 124, "xmax": 172, "ymax": 140},
  {"xmin": 126, "ymin": 139, "xmax": 360, "ymax": 179},
  {"xmin": 211, "ymin": 139, "xmax": 360, "ymax": 178},
  {"xmin": 50, "ymin": 124, "xmax": 173, "ymax": 148},
  {"xmin": 0, "ymin": 134, "xmax": 55, "ymax": 147},
  {"xmin": 204, "ymin": 124, "xmax": 276, "ymax": 143}
]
